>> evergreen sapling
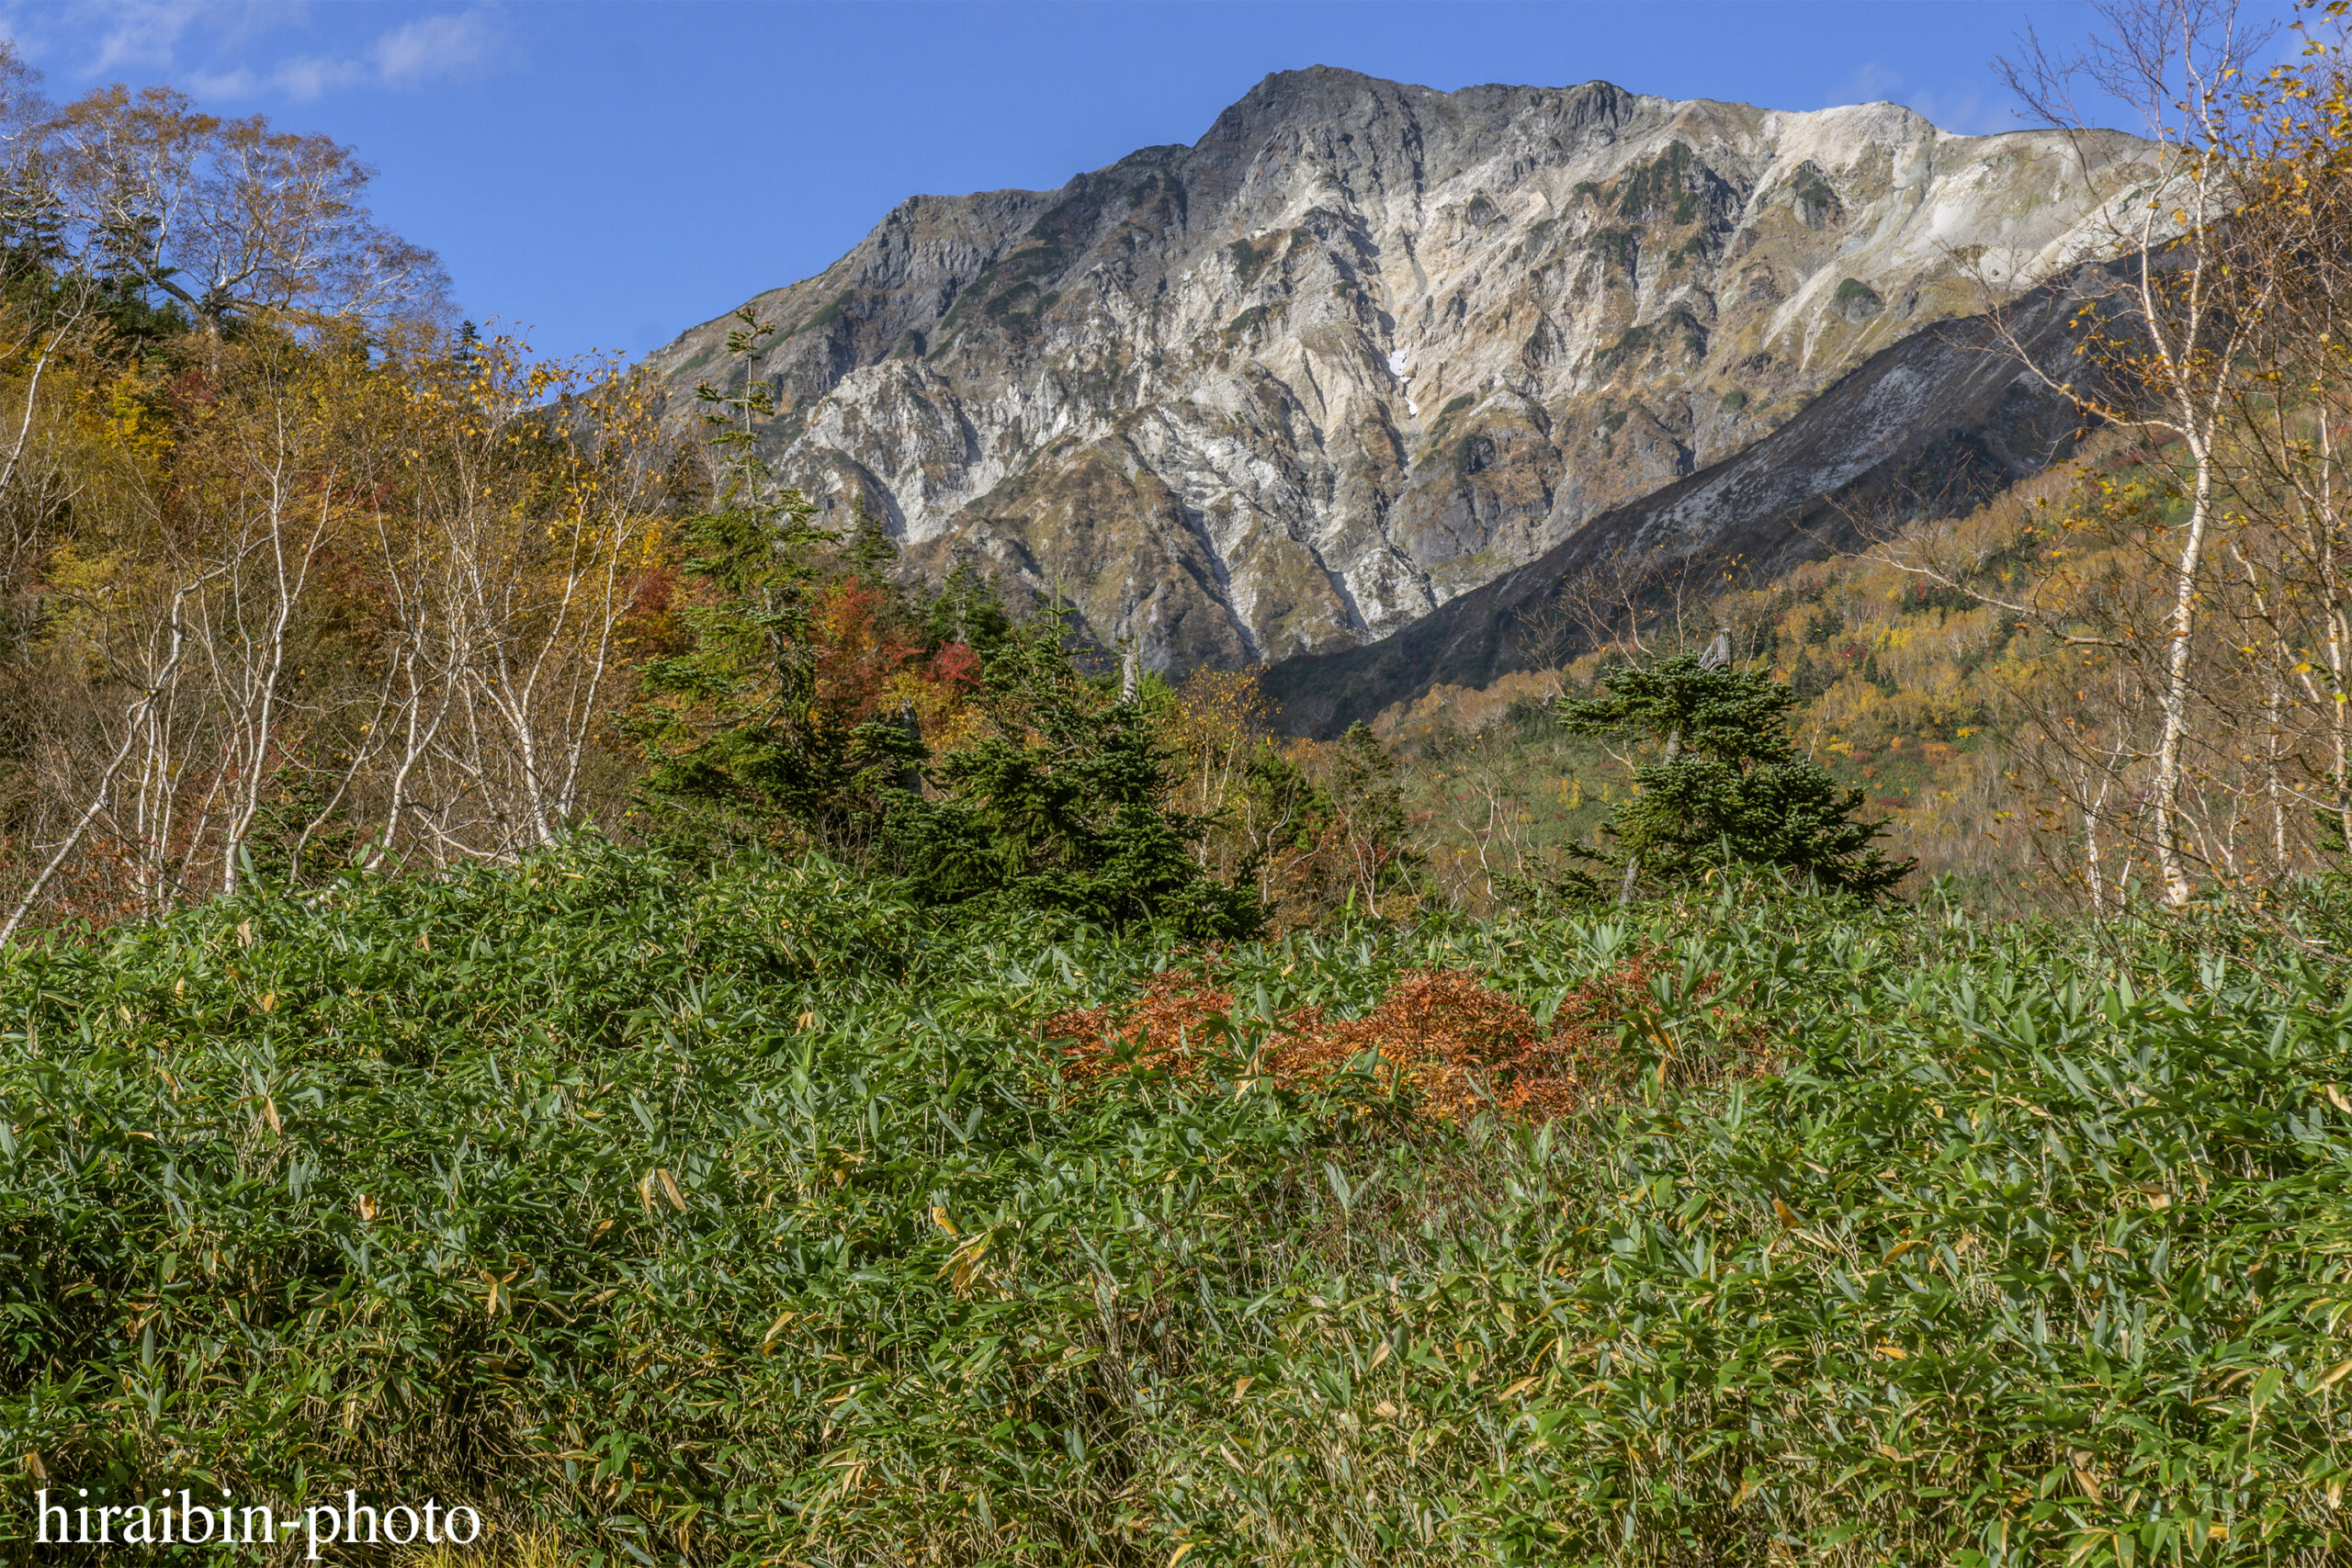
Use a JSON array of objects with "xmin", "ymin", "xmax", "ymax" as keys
[{"xmin": 1557, "ymin": 640, "xmax": 1913, "ymax": 899}]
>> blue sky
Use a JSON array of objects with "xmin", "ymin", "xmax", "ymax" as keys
[{"xmin": 0, "ymin": 2, "xmax": 2266, "ymax": 362}]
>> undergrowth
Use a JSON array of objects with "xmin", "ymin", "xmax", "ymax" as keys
[{"xmin": 2, "ymin": 840, "xmax": 2348, "ymax": 1565}]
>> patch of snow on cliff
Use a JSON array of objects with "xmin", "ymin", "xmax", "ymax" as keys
[{"xmin": 1387, "ymin": 349, "xmax": 1419, "ymax": 416}]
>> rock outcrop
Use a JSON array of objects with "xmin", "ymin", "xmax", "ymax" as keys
[
  {"xmin": 1258, "ymin": 275, "xmax": 2098, "ymax": 735},
  {"xmin": 644, "ymin": 67, "xmax": 2149, "ymax": 677}
]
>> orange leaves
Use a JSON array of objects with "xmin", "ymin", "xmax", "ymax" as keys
[
  {"xmin": 1044, "ymin": 953, "xmax": 1771, "ymax": 1121},
  {"xmin": 793, "ymin": 576, "xmax": 988, "ymax": 750},
  {"xmin": 40, "ymin": 78, "xmax": 446, "ymax": 329},
  {"xmin": 810, "ymin": 577, "xmax": 922, "ymax": 723},
  {"xmin": 1046, "ymin": 968, "xmax": 1236, "ymax": 1084},
  {"xmin": 1271, "ymin": 968, "xmax": 1573, "ymax": 1120}
]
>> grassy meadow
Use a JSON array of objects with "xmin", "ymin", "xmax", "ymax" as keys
[{"xmin": 4, "ymin": 840, "xmax": 2349, "ymax": 1564}]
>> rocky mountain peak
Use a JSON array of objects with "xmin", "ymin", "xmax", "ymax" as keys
[{"xmin": 643, "ymin": 70, "xmax": 2152, "ymax": 682}]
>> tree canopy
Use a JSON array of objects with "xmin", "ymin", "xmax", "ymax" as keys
[{"xmin": 1557, "ymin": 651, "xmax": 1914, "ymax": 898}]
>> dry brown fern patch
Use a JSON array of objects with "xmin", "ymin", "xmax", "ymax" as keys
[{"xmin": 1046, "ymin": 967, "xmax": 1238, "ymax": 1083}]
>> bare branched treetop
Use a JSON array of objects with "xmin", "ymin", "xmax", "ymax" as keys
[{"xmin": 0, "ymin": 45, "xmax": 449, "ymax": 333}]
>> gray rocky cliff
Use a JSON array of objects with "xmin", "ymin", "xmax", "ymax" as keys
[
  {"xmin": 1259, "ymin": 275, "xmax": 2101, "ymax": 735},
  {"xmin": 643, "ymin": 67, "xmax": 2150, "ymax": 677}
]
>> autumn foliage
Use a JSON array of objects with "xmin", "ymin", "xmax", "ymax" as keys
[{"xmin": 1045, "ymin": 950, "xmax": 1769, "ymax": 1120}]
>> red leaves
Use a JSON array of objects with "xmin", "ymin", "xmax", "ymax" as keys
[{"xmin": 929, "ymin": 642, "xmax": 980, "ymax": 692}]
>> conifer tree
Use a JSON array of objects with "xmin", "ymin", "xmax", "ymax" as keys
[
  {"xmin": 631, "ymin": 310, "xmax": 919, "ymax": 849},
  {"xmin": 876, "ymin": 605, "xmax": 1261, "ymax": 939},
  {"xmin": 1558, "ymin": 647, "xmax": 1912, "ymax": 899},
  {"xmin": 629, "ymin": 316, "xmax": 1256, "ymax": 935}
]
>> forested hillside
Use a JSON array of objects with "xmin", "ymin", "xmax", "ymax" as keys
[{"xmin": 1376, "ymin": 454, "xmax": 2089, "ymax": 913}]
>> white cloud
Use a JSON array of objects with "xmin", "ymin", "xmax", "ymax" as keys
[
  {"xmin": 371, "ymin": 10, "xmax": 487, "ymax": 85},
  {"xmin": 184, "ymin": 63, "xmax": 260, "ymax": 97},
  {"xmin": 1838, "ymin": 62, "xmax": 1902, "ymax": 103},
  {"xmin": 272, "ymin": 51, "xmax": 368, "ymax": 100},
  {"xmin": 1826, "ymin": 62, "xmax": 2016, "ymax": 137},
  {"xmin": 17, "ymin": 3, "xmax": 500, "ymax": 101},
  {"xmin": 84, "ymin": 0, "xmax": 206, "ymax": 73},
  {"xmin": 1905, "ymin": 87, "xmax": 2015, "ymax": 138}
]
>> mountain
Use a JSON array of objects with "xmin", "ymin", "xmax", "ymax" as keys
[
  {"xmin": 1258, "ymin": 274, "xmax": 2096, "ymax": 735},
  {"xmin": 643, "ymin": 67, "xmax": 2150, "ymax": 679}
]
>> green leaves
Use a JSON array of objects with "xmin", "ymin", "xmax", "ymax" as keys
[
  {"xmin": 1559, "ymin": 651, "xmax": 1915, "ymax": 897},
  {"xmin": 3, "ymin": 852, "xmax": 2348, "ymax": 1563}
]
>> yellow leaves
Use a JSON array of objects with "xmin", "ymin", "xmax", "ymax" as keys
[
  {"xmin": 940, "ymin": 1228, "xmax": 994, "ymax": 1297},
  {"xmin": 638, "ymin": 1168, "xmax": 686, "ymax": 1213}
]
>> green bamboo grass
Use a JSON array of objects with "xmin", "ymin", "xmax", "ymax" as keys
[{"xmin": 1, "ymin": 841, "xmax": 2346, "ymax": 1565}]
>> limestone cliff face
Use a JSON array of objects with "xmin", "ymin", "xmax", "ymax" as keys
[{"xmin": 643, "ymin": 68, "xmax": 2147, "ymax": 674}]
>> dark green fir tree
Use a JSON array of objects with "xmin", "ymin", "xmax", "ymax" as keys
[
  {"xmin": 876, "ymin": 605, "xmax": 1261, "ymax": 941},
  {"xmin": 1558, "ymin": 635, "xmax": 1913, "ymax": 901},
  {"xmin": 629, "ymin": 310, "xmax": 920, "ymax": 851}
]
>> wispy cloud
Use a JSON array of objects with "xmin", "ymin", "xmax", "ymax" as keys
[
  {"xmin": 1827, "ymin": 61, "xmax": 2014, "ymax": 136},
  {"xmin": 1905, "ymin": 87, "xmax": 2014, "ymax": 138},
  {"xmin": 183, "ymin": 62, "xmax": 260, "ymax": 97},
  {"xmin": 11, "ymin": 3, "xmax": 502, "ymax": 101},
  {"xmin": 371, "ymin": 11, "xmax": 488, "ymax": 87},
  {"xmin": 85, "ymin": 0, "xmax": 206, "ymax": 73},
  {"xmin": 1837, "ymin": 62, "xmax": 1903, "ymax": 103},
  {"xmin": 270, "ymin": 51, "xmax": 369, "ymax": 100}
]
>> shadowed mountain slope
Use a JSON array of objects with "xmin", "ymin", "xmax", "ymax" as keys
[{"xmin": 1258, "ymin": 282, "xmax": 2092, "ymax": 737}]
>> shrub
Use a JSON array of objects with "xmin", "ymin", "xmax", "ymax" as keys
[
  {"xmin": 1834, "ymin": 276, "xmax": 1884, "ymax": 321},
  {"xmin": 1557, "ymin": 651, "xmax": 1915, "ymax": 897}
]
